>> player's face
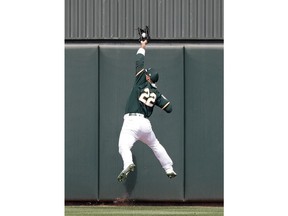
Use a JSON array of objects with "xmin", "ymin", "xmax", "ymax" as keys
[{"xmin": 146, "ymin": 75, "xmax": 152, "ymax": 83}]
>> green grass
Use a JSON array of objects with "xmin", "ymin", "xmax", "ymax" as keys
[{"xmin": 65, "ymin": 205, "xmax": 224, "ymax": 216}]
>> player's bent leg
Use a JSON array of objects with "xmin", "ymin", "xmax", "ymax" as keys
[
  {"xmin": 118, "ymin": 121, "xmax": 138, "ymax": 181},
  {"xmin": 148, "ymin": 142, "xmax": 177, "ymax": 179},
  {"xmin": 151, "ymin": 141, "xmax": 173, "ymax": 167},
  {"xmin": 140, "ymin": 131, "xmax": 176, "ymax": 178},
  {"xmin": 119, "ymin": 135, "xmax": 134, "ymax": 169},
  {"xmin": 118, "ymin": 129, "xmax": 137, "ymax": 170},
  {"xmin": 118, "ymin": 144, "xmax": 134, "ymax": 170}
]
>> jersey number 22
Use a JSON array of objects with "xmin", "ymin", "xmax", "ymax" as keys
[{"xmin": 139, "ymin": 88, "xmax": 156, "ymax": 107}]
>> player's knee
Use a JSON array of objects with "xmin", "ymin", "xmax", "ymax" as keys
[
  {"xmin": 119, "ymin": 145, "xmax": 128, "ymax": 155},
  {"xmin": 119, "ymin": 146, "xmax": 124, "ymax": 154}
]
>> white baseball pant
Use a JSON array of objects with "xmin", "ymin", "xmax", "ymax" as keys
[{"xmin": 118, "ymin": 114, "xmax": 173, "ymax": 172}]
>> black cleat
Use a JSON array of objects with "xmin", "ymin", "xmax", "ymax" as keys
[
  {"xmin": 166, "ymin": 170, "xmax": 177, "ymax": 179},
  {"xmin": 117, "ymin": 164, "xmax": 136, "ymax": 182}
]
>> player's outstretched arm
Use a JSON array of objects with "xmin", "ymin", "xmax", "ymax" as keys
[
  {"xmin": 140, "ymin": 40, "xmax": 147, "ymax": 49},
  {"xmin": 136, "ymin": 40, "xmax": 147, "ymax": 75},
  {"xmin": 136, "ymin": 40, "xmax": 147, "ymax": 56}
]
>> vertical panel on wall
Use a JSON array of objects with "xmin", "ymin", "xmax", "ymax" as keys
[
  {"xmin": 118, "ymin": 0, "xmax": 125, "ymax": 38},
  {"xmin": 197, "ymin": 0, "xmax": 205, "ymax": 38},
  {"xmin": 126, "ymin": 0, "xmax": 134, "ymax": 38},
  {"xmin": 98, "ymin": 46, "xmax": 135, "ymax": 201},
  {"xmin": 78, "ymin": 0, "xmax": 86, "ymax": 38},
  {"xmin": 102, "ymin": 0, "xmax": 110, "ymax": 37},
  {"xmin": 166, "ymin": 0, "xmax": 173, "ymax": 38},
  {"xmin": 157, "ymin": 0, "xmax": 166, "ymax": 38},
  {"xmin": 98, "ymin": 45, "xmax": 184, "ymax": 201},
  {"xmin": 150, "ymin": 0, "xmax": 158, "ymax": 38},
  {"xmin": 110, "ymin": 0, "xmax": 118, "ymax": 38},
  {"xmin": 94, "ymin": 0, "xmax": 102, "ymax": 38},
  {"xmin": 69, "ymin": 0, "xmax": 78, "ymax": 38},
  {"xmin": 65, "ymin": 0, "xmax": 223, "ymax": 40},
  {"xmin": 143, "ymin": 45, "xmax": 184, "ymax": 201},
  {"xmin": 134, "ymin": 0, "xmax": 141, "ymax": 33},
  {"xmin": 184, "ymin": 44, "xmax": 223, "ymax": 201},
  {"xmin": 86, "ymin": 0, "xmax": 95, "ymax": 38},
  {"xmin": 65, "ymin": 0, "xmax": 71, "ymax": 38},
  {"xmin": 214, "ymin": 0, "xmax": 223, "ymax": 38},
  {"xmin": 173, "ymin": 0, "xmax": 181, "ymax": 38},
  {"xmin": 142, "ymin": 0, "xmax": 150, "ymax": 28},
  {"xmin": 65, "ymin": 44, "xmax": 99, "ymax": 200},
  {"xmin": 206, "ymin": 0, "xmax": 214, "ymax": 38},
  {"xmin": 181, "ymin": 0, "xmax": 189, "ymax": 38},
  {"xmin": 190, "ymin": 0, "xmax": 197, "ymax": 38}
]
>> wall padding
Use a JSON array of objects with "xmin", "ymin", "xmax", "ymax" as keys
[
  {"xmin": 65, "ymin": 45, "xmax": 99, "ymax": 200},
  {"xmin": 65, "ymin": 43, "xmax": 223, "ymax": 202},
  {"xmin": 184, "ymin": 45, "xmax": 223, "ymax": 201}
]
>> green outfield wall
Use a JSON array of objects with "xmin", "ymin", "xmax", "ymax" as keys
[{"xmin": 65, "ymin": 43, "xmax": 223, "ymax": 202}]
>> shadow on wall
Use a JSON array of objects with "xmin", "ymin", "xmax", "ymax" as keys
[
  {"xmin": 119, "ymin": 155, "xmax": 137, "ymax": 201},
  {"xmin": 125, "ymin": 155, "xmax": 137, "ymax": 196}
]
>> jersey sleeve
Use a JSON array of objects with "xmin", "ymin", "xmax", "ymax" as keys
[
  {"xmin": 156, "ymin": 94, "xmax": 172, "ymax": 113},
  {"xmin": 136, "ymin": 48, "xmax": 145, "ymax": 70},
  {"xmin": 135, "ymin": 48, "xmax": 146, "ymax": 85}
]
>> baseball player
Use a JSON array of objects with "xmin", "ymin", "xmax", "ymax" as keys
[{"xmin": 117, "ymin": 38, "xmax": 177, "ymax": 182}]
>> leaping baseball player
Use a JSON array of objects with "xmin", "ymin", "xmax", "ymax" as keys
[{"xmin": 117, "ymin": 27, "xmax": 177, "ymax": 182}]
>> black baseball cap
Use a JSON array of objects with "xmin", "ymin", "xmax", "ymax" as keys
[{"xmin": 146, "ymin": 68, "xmax": 159, "ymax": 83}]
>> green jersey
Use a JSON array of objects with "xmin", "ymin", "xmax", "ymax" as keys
[{"xmin": 124, "ymin": 48, "xmax": 172, "ymax": 118}]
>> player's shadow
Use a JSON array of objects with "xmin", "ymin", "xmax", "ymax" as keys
[{"xmin": 124, "ymin": 155, "xmax": 137, "ymax": 197}]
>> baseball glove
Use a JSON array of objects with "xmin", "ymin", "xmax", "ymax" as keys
[{"xmin": 138, "ymin": 26, "xmax": 150, "ymax": 43}]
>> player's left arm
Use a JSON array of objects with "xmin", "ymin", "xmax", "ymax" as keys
[{"xmin": 156, "ymin": 94, "xmax": 172, "ymax": 113}]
